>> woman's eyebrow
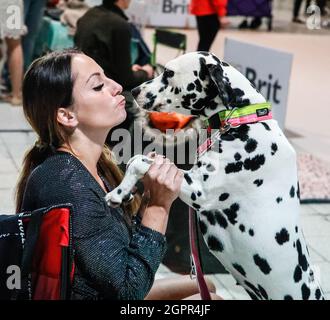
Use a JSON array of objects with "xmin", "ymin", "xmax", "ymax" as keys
[{"xmin": 86, "ymin": 72, "xmax": 101, "ymax": 84}]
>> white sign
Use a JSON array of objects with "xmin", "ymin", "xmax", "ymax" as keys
[
  {"xmin": 224, "ymin": 38, "xmax": 293, "ymax": 129},
  {"xmin": 127, "ymin": 0, "xmax": 196, "ymax": 28}
]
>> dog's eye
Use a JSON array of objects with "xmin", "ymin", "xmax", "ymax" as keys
[{"xmin": 93, "ymin": 84, "xmax": 104, "ymax": 91}]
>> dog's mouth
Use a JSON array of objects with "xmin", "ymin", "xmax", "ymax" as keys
[{"xmin": 148, "ymin": 111, "xmax": 195, "ymax": 133}]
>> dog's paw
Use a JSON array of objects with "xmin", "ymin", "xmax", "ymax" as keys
[{"xmin": 105, "ymin": 192, "xmax": 122, "ymax": 208}]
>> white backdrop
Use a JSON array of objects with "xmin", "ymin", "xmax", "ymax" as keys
[{"xmin": 224, "ymin": 38, "xmax": 293, "ymax": 130}]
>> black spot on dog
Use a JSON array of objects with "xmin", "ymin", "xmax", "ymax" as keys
[
  {"xmin": 258, "ymin": 285, "xmax": 269, "ymax": 300},
  {"xmin": 187, "ymin": 83, "xmax": 195, "ymax": 91},
  {"xmin": 297, "ymin": 182, "xmax": 300, "ymax": 199},
  {"xmin": 206, "ymin": 164, "xmax": 215, "ymax": 172},
  {"xmin": 223, "ymin": 203, "xmax": 239, "ymax": 225},
  {"xmin": 290, "ymin": 186, "xmax": 295, "ymax": 198},
  {"xmin": 219, "ymin": 193, "xmax": 229, "ymax": 201},
  {"xmin": 246, "ymin": 291, "xmax": 259, "ymax": 300},
  {"xmin": 193, "ymin": 70, "xmax": 198, "ymax": 76},
  {"xmin": 295, "ymin": 226, "xmax": 298, "ymax": 233},
  {"xmin": 166, "ymin": 99, "xmax": 172, "ymax": 104},
  {"xmin": 221, "ymin": 61, "xmax": 230, "ymax": 67},
  {"xmin": 276, "ymin": 197, "xmax": 283, "ymax": 203},
  {"xmin": 260, "ymin": 122, "xmax": 271, "ymax": 131},
  {"xmin": 244, "ymin": 281, "xmax": 262, "ymax": 299},
  {"xmin": 117, "ymin": 189, "xmax": 122, "ymax": 194},
  {"xmin": 232, "ymin": 263, "xmax": 246, "ymax": 277},
  {"xmin": 200, "ymin": 210, "xmax": 215, "ymax": 225},
  {"xmin": 215, "ymin": 211, "xmax": 228, "ymax": 229},
  {"xmin": 142, "ymin": 158, "xmax": 153, "ymax": 164},
  {"xmin": 271, "ymin": 143, "xmax": 278, "ymax": 155},
  {"xmin": 159, "ymin": 87, "xmax": 165, "ymax": 93},
  {"xmin": 207, "ymin": 235, "xmax": 224, "ymax": 252},
  {"xmin": 225, "ymin": 161, "xmax": 243, "ymax": 174},
  {"xmin": 315, "ymin": 288, "xmax": 322, "ymax": 300},
  {"xmin": 296, "ymin": 239, "xmax": 308, "ymax": 271},
  {"xmin": 203, "ymin": 174, "xmax": 209, "ymax": 181},
  {"xmin": 191, "ymin": 193, "xmax": 197, "ymax": 201},
  {"xmin": 198, "ymin": 57, "xmax": 208, "ymax": 81},
  {"xmin": 174, "ymin": 87, "xmax": 180, "ymax": 95},
  {"xmin": 245, "ymin": 139, "xmax": 258, "ymax": 153},
  {"xmin": 275, "ymin": 228, "xmax": 290, "ymax": 245},
  {"xmin": 301, "ymin": 283, "xmax": 311, "ymax": 300},
  {"xmin": 253, "ymin": 254, "xmax": 272, "ymax": 274},
  {"xmin": 193, "ymin": 203, "xmax": 201, "ymax": 210},
  {"xmin": 284, "ymin": 295, "xmax": 293, "ymax": 300},
  {"xmin": 194, "ymin": 79, "xmax": 203, "ymax": 92},
  {"xmin": 197, "ymin": 161, "xmax": 202, "ymax": 168},
  {"xmin": 239, "ymin": 224, "xmax": 245, "ymax": 232},
  {"xmin": 144, "ymin": 92, "xmax": 158, "ymax": 110},
  {"xmin": 244, "ymin": 155, "xmax": 265, "ymax": 171},
  {"xmin": 161, "ymin": 69, "xmax": 174, "ymax": 86},
  {"xmin": 234, "ymin": 153, "xmax": 242, "ymax": 161},
  {"xmin": 184, "ymin": 173, "xmax": 193, "ymax": 185},
  {"xmin": 249, "ymin": 229, "xmax": 254, "ymax": 236},
  {"xmin": 254, "ymin": 179, "xmax": 263, "ymax": 187},
  {"xmin": 197, "ymin": 191, "xmax": 202, "ymax": 197},
  {"xmin": 199, "ymin": 220, "xmax": 207, "ymax": 235},
  {"xmin": 294, "ymin": 265, "xmax": 302, "ymax": 283}
]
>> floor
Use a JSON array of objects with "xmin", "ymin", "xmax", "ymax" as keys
[{"xmin": 0, "ymin": 0, "xmax": 329, "ymax": 300}]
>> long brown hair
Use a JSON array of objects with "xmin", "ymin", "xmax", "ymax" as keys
[{"xmin": 16, "ymin": 49, "xmax": 140, "ymax": 216}]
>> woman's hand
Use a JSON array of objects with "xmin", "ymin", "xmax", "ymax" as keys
[
  {"xmin": 143, "ymin": 154, "xmax": 183, "ymax": 212},
  {"xmin": 140, "ymin": 154, "xmax": 183, "ymax": 234}
]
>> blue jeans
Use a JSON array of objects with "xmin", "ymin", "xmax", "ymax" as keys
[{"xmin": 22, "ymin": 0, "xmax": 47, "ymax": 70}]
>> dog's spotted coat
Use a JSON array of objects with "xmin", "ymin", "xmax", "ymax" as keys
[{"xmin": 105, "ymin": 52, "xmax": 324, "ymax": 300}]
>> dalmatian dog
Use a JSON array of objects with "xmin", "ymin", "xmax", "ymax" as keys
[{"xmin": 105, "ymin": 52, "xmax": 324, "ymax": 300}]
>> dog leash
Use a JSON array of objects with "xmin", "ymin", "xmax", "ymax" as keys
[{"xmin": 189, "ymin": 206, "xmax": 212, "ymax": 300}]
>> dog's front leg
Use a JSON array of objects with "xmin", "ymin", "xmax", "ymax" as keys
[
  {"xmin": 105, "ymin": 155, "xmax": 153, "ymax": 207},
  {"xmin": 179, "ymin": 170, "xmax": 207, "ymax": 211}
]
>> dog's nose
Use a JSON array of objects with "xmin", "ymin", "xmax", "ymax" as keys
[{"xmin": 131, "ymin": 86, "xmax": 141, "ymax": 98}]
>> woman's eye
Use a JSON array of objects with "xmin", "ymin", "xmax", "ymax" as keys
[{"xmin": 93, "ymin": 83, "xmax": 104, "ymax": 91}]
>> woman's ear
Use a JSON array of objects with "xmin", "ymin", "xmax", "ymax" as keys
[{"xmin": 57, "ymin": 108, "xmax": 78, "ymax": 128}]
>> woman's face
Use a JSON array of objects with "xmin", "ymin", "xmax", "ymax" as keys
[{"xmin": 70, "ymin": 54, "xmax": 126, "ymax": 132}]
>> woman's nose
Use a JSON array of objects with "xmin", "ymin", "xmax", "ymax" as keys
[{"xmin": 110, "ymin": 79, "xmax": 123, "ymax": 96}]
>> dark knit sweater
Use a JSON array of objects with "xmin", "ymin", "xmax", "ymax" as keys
[{"xmin": 21, "ymin": 151, "xmax": 167, "ymax": 300}]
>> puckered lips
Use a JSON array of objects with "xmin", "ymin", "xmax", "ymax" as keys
[{"xmin": 148, "ymin": 111, "xmax": 194, "ymax": 132}]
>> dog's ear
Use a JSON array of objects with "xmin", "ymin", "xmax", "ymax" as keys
[{"xmin": 207, "ymin": 64, "xmax": 230, "ymax": 107}]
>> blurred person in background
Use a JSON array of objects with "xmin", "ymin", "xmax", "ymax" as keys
[
  {"xmin": 0, "ymin": 0, "xmax": 25, "ymax": 106},
  {"xmin": 22, "ymin": 0, "xmax": 48, "ymax": 70},
  {"xmin": 190, "ymin": 0, "xmax": 230, "ymax": 52}
]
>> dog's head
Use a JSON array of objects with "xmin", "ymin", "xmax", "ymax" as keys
[{"xmin": 132, "ymin": 51, "xmax": 265, "ymax": 120}]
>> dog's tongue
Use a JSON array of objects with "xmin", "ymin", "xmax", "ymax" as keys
[{"xmin": 148, "ymin": 111, "xmax": 193, "ymax": 132}]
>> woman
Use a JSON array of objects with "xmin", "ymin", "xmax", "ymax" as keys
[
  {"xmin": 190, "ymin": 0, "xmax": 230, "ymax": 52},
  {"xmin": 16, "ymin": 49, "xmax": 219, "ymax": 300}
]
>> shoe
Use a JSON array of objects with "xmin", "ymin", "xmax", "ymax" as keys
[
  {"xmin": 292, "ymin": 17, "xmax": 305, "ymax": 24},
  {"xmin": 250, "ymin": 17, "xmax": 262, "ymax": 29},
  {"xmin": 2, "ymin": 95, "xmax": 22, "ymax": 106},
  {"xmin": 238, "ymin": 19, "xmax": 249, "ymax": 29}
]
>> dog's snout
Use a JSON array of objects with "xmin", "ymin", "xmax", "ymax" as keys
[{"xmin": 131, "ymin": 86, "xmax": 141, "ymax": 98}]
